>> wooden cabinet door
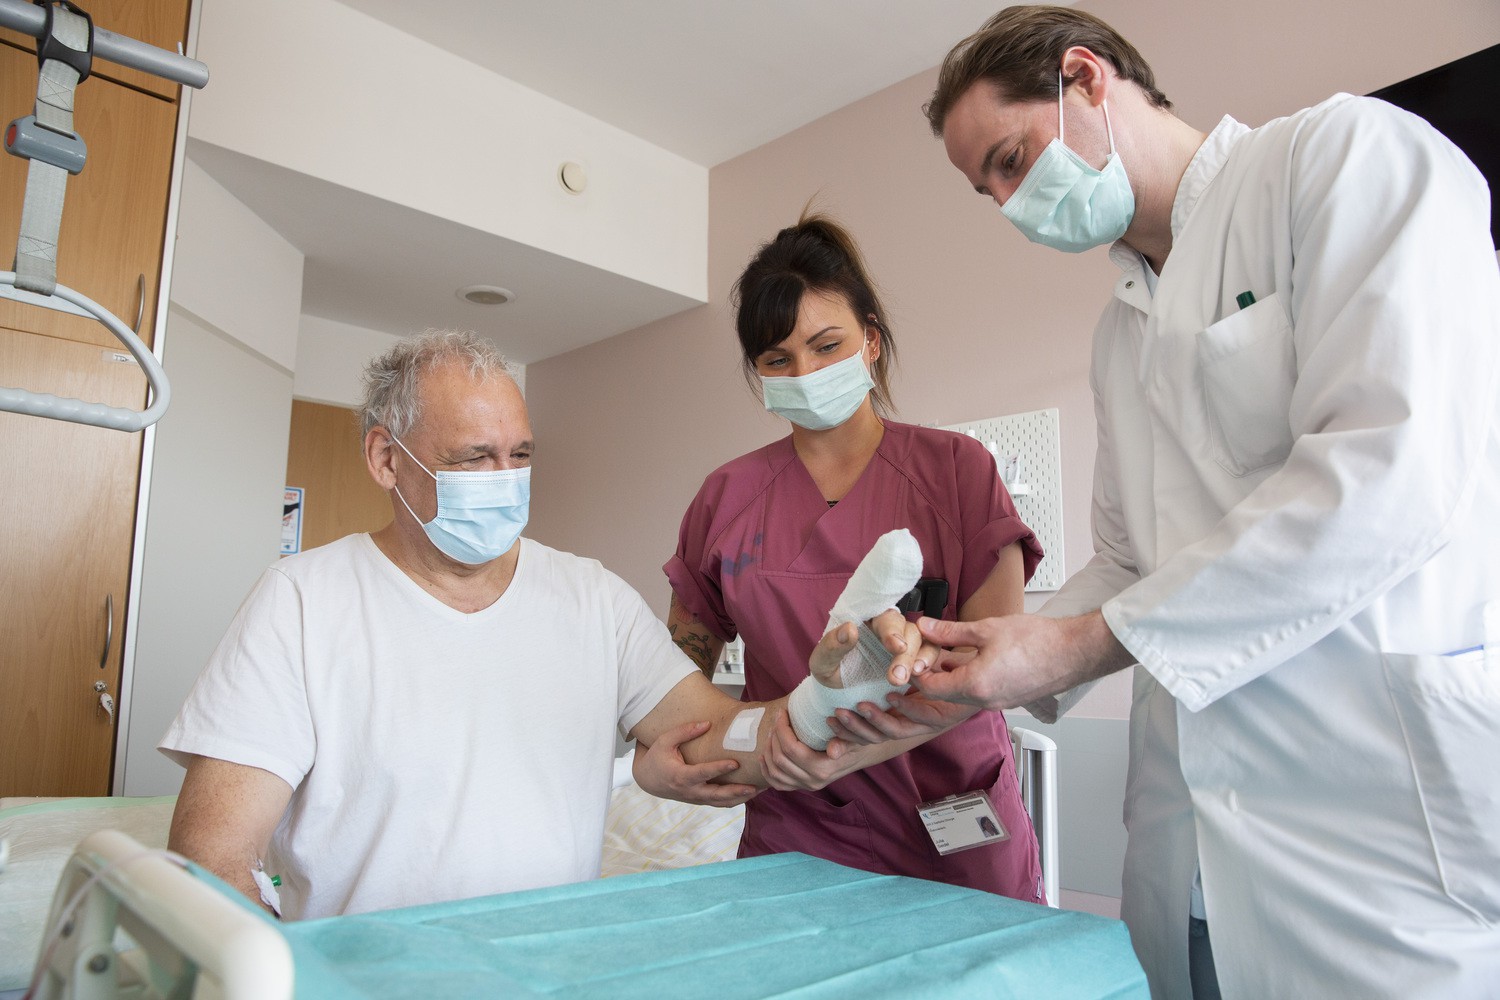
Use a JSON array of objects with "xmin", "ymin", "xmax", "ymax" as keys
[
  {"xmin": 285, "ymin": 400, "xmax": 394, "ymax": 551},
  {"xmin": 0, "ymin": 0, "xmax": 192, "ymax": 100},
  {"xmin": 0, "ymin": 41, "xmax": 177, "ymax": 351},
  {"xmin": 0, "ymin": 328, "xmax": 147, "ymax": 796}
]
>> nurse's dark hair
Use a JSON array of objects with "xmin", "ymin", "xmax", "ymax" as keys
[
  {"xmin": 732, "ymin": 210, "xmax": 897, "ymax": 416},
  {"xmin": 360, "ymin": 329, "xmax": 519, "ymax": 439},
  {"xmin": 924, "ymin": 5, "xmax": 1171, "ymax": 137}
]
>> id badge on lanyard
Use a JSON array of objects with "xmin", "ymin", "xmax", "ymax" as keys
[{"xmin": 917, "ymin": 790, "xmax": 1008, "ymax": 856}]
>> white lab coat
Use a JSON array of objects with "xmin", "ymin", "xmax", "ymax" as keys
[{"xmin": 1041, "ymin": 95, "xmax": 1500, "ymax": 998}]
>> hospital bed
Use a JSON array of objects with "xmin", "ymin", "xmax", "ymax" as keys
[
  {"xmin": 19, "ymin": 841, "xmax": 1143, "ymax": 1000},
  {"xmin": 3, "ymin": 738, "xmax": 1082, "ymax": 998}
]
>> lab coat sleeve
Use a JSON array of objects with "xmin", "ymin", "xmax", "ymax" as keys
[
  {"xmin": 1105, "ymin": 98, "xmax": 1500, "ymax": 711},
  {"xmin": 1026, "ymin": 308, "xmax": 1146, "ymax": 721}
]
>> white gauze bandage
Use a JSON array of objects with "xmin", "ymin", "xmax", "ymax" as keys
[{"xmin": 787, "ymin": 529, "xmax": 923, "ymax": 750}]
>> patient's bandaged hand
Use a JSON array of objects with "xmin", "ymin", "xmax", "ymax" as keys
[{"xmin": 789, "ymin": 529, "xmax": 924, "ymax": 750}]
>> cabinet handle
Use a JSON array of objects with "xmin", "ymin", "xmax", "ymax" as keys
[
  {"xmin": 134, "ymin": 274, "xmax": 146, "ymax": 333},
  {"xmin": 100, "ymin": 593, "xmax": 113, "ymax": 670}
]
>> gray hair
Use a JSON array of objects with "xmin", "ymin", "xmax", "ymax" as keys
[{"xmin": 359, "ymin": 329, "xmax": 519, "ymax": 439}]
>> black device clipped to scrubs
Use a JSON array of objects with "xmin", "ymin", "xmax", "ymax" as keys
[{"xmin": 896, "ymin": 577, "xmax": 950, "ymax": 618}]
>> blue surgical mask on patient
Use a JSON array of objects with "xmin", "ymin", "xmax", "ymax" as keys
[
  {"xmin": 391, "ymin": 436, "xmax": 530, "ymax": 565},
  {"xmin": 1001, "ymin": 73, "xmax": 1135, "ymax": 253},
  {"xmin": 760, "ymin": 346, "xmax": 874, "ymax": 431}
]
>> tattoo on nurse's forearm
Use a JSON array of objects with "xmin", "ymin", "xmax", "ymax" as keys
[{"xmin": 670, "ymin": 624, "xmax": 714, "ymax": 668}]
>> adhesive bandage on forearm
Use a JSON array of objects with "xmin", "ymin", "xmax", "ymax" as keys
[
  {"xmin": 724, "ymin": 707, "xmax": 765, "ymax": 752},
  {"xmin": 789, "ymin": 529, "xmax": 924, "ymax": 750}
]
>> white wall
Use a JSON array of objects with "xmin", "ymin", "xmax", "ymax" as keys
[
  {"xmin": 170, "ymin": 159, "xmax": 305, "ymax": 371},
  {"xmin": 189, "ymin": 0, "xmax": 708, "ymax": 303},
  {"xmin": 293, "ymin": 315, "xmax": 405, "ymax": 408},
  {"xmin": 293, "ymin": 315, "xmax": 528, "ymax": 408},
  {"xmin": 119, "ymin": 159, "xmax": 306, "ymax": 794},
  {"xmin": 120, "ymin": 307, "xmax": 293, "ymax": 795}
]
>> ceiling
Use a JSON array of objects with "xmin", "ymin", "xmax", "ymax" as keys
[
  {"xmin": 199, "ymin": 1, "xmax": 1016, "ymax": 364},
  {"xmin": 333, "ymin": 0, "xmax": 1011, "ymax": 169}
]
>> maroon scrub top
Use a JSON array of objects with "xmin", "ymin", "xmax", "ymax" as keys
[{"xmin": 666, "ymin": 421, "xmax": 1045, "ymax": 899}]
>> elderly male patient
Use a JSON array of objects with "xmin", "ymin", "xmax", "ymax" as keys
[{"xmin": 161, "ymin": 330, "xmax": 926, "ymax": 921}]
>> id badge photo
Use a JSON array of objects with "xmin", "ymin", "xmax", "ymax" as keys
[{"xmin": 917, "ymin": 790, "xmax": 1009, "ymax": 856}]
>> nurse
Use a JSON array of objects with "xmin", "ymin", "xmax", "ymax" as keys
[
  {"xmin": 916, "ymin": 5, "xmax": 1500, "ymax": 998},
  {"xmin": 659, "ymin": 213, "xmax": 1044, "ymax": 899}
]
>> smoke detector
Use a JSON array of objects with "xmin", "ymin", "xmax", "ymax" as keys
[
  {"xmin": 559, "ymin": 161, "xmax": 588, "ymax": 194},
  {"xmin": 456, "ymin": 285, "xmax": 515, "ymax": 306}
]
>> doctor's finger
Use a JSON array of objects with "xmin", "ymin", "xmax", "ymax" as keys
[
  {"xmin": 917, "ymin": 616, "xmax": 993, "ymax": 650},
  {"xmin": 886, "ymin": 691, "xmax": 978, "ymax": 728},
  {"xmin": 930, "ymin": 646, "xmax": 978, "ymax": 673},
  {"xmin": 909, "ymin": 663, "xmax": 987, "ymax": 707}
]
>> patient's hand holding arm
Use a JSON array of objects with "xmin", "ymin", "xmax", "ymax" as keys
[
  {"xmin": 167, "ymin": 754, "xmax": 293, "ymax": 916},
  {"xmin": 632, "ymin": 718, "xmax": 760, "ymax": 806}
]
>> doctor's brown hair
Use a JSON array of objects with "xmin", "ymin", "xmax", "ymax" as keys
[
  {"xmin": 732, "ymin": 211, "xmax": 897, "ymax": 416},
  {"xmin": 924, "ymin": 5, "xmax": 1172, "ymax": 137}
]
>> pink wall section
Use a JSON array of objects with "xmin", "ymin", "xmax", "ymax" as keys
[{"xmin": 527, "ymin": 0, "xmax": 1500, "ymax": 720}]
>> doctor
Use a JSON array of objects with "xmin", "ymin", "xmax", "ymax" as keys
[{"xmin": 905, "ymin": 6, "xmax": 1500, "ymax": 998}]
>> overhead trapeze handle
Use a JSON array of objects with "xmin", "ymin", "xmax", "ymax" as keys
[{"xmin": 0, "ymin": 272, "xmax": 170, "ymax": 431}]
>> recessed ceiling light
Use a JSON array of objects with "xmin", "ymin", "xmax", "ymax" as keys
[{"xmin": 457, "ymin": 285, "xmax": 515, "ymax": 305}]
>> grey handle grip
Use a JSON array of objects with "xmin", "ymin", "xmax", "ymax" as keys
[{"xmin": 1, "ymin": 273, "xmax": 171, "ymax": 432}]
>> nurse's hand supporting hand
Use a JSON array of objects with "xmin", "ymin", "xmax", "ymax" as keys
[
  {"xmin": 761, "ymin": 708, "xmax": 853, "ymax": 790},
  {"xmin": 913, "ymin": 611, "xmax": 1135, "ymax": 711},
  {"xmin": 823, "ymin": 691, "xmax": 979, "ymax": 754},
  {"xmin": 760, "ymin": 611, "xmax": 959, "ymax": 791}
]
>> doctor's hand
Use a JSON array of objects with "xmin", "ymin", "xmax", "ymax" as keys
[
  {"xmin": 809, "ymin": 609, "xmax": 937, "ymax": 688},
  {"xmin": 913, "ymin": 611, "xmax": 1134, "ymax": 711},
  {"xmin": 632, "ymin": 721, "xmax": 760, "ymax": 807}
]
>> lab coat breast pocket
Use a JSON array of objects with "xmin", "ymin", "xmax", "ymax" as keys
[
  {"xmin": 1382, "ymin": 650, "xmax": 1500, "ymax": 922},
  {"xmin": 1197, "ymin": 294, "xmax": 1296, "ymax": 477}
]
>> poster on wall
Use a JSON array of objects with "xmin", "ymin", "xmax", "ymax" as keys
[{"xmin": 281, "ymin": 487, "xmax": 304, "ymax": 556}]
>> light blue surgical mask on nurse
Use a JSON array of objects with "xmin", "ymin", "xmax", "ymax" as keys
[
  {"xmin": 760, "ymin": 342, "xmax": 875, "ymax": 431},
  {"xmin": 1001, "ymin": 72, "xmax": 1135, "ymax": 253},
  {"xmin": 390, "ymin": 435, "xmax": 530, "ymax": 565}
]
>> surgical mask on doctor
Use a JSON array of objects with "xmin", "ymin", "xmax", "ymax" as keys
[
  {"xmin": 1001, "ymin": 73, "xmax": 1135, "ymax": 253},
  {"xmin": 390, "ymin": 435, "xmax": 530, "ymax": 565},
  {"xmin": 760, "ymin": 343, "xmax": 875, "ymax": 431}
]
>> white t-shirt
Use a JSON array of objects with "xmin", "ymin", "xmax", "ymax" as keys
[{"xmin": 160, "ymin": 535, "xmax": 695, "ymax": 920}]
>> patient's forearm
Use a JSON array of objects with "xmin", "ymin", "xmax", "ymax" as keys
[
  {"xmin": 168, "ymin": 755, "xmax": 291, "ymax": 915},
  {"xmin": 672, "ymin": 695, "xmax": 781, "ymax": 787}
]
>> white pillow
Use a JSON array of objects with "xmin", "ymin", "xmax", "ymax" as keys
[
  {"xmin": 602, "ymin": 753, "xmax": 745, "ymax": 878},
  {"xmin": 0, "ymin": 796, "xmax": 176, "ymax": 991}
]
